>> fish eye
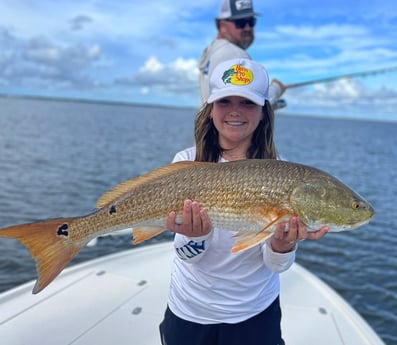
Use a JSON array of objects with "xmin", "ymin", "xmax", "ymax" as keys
[{"xmin": 352, "ymin": 201, "xmax": 361, "ymax": 210}]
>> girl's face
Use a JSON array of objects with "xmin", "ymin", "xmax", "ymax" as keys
[{"xmin": 211, "ymin": 96, "xmax": 263, "ymax": 151}]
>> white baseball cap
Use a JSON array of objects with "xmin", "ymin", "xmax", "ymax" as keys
[
  {"xmin": 217, "ymin": 0, "xmax": 259, "ymax": 20},
  {"xmin": 207, "ymin": 58, "xmax": 269, "ymax": 106}
]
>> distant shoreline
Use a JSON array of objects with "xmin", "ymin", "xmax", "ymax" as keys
[
  {"xmin": 1, "ymin": 92, "xmax": 395, "ymax": 123},
  {"xmin": 0, "ymin": 93, "xmax": 197, "ymax": 111}
]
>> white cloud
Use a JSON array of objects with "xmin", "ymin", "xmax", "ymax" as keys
[
  {"xmin": 312, "ymin": 79, "xmax": 361, "ymax": 102},
  {"xmin": 140, "ymin": 86, "xmax": 150, "ymax": 95},
  {"xmin": 171, "ymin": 58, "xmax": 198, "ymax": 74},
  {"xmin": 140, "ymin": 57, "xmax": 164, "ymax": 73},
  {"xmin": 284, "ymin": 78, "xmax": 397, "ymax": 119},
  {"xmin": 117, "ymin": 56, "xmax": 198, "ymax": 94},
  {"xmin": 0, "ymin": 29, "xmax": 103, "ymax": 89}
]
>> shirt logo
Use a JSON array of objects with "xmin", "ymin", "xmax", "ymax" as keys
[
  {"xmin": 221, "ymin": 64, "xmax": 253, "ymax": 86},
  {"xmin": 176, "ymin": 240, "xmax": 206, "ymax": 260}
]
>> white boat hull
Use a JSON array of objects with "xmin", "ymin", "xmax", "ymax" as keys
[{"xmin": 0, "ymin": 242, "xmax": 385, "ymax": 345}]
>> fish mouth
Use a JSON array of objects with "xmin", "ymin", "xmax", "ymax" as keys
[
  {"xmin": 349, "ymin": 218, "xmax": 372, "ymax": 228},
  {"xmin": 328, "ymin": 218, "xmax": 372, "ymax": 232},
  {"xmin": 307, "ymin": 216, "xmax": 373, "ymax": 233}
]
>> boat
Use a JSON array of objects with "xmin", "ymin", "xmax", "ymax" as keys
[{"xmin": 0, "ymin": 241, "xmax": 385, "ymax": 345}]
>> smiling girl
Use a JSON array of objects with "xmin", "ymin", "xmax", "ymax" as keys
[{"xmin": 160, "ymin": 58, "xmax": 328, "ymax": 345}]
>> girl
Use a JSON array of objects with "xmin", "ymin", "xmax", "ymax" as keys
[{"xmin": 160, "ymin": 58, "xmax": 327, "ymax": 345}]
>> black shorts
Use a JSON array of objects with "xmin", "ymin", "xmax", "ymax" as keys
[{"xmin": 159, "ymin": 296, "xmax": 285, "ymax": 345}]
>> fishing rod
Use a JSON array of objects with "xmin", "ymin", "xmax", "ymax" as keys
[{"xmin": 285, "ymin": 65, "xmax": 397, "ymax": 89}]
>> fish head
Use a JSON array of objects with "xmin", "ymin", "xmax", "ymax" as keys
[{"xmin": 290, "ymin": 175, "xmax": 375, "ymax": 232}]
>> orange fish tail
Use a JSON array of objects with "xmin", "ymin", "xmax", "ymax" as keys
[{"xmin": 0, "ymin": 218, "xmax": 84, "ymax": 294}]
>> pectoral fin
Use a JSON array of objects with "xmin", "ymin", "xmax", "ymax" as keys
[
  {"xmin": 231, "ymin": 231, "xmax": 273, "ymax": 253},
  {"xmin": 231, "ymin": 212, "xmax": 290, "ymax": 253}
]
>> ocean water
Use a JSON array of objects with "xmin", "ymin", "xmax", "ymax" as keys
[{"xmin": 0, "ymin": 97, "xmax": 395, "ymax": 344}]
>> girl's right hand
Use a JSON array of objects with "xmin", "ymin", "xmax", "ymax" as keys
[{"xmin": 166, "ymin": 199, "xmax": 212, "ymax": 237}]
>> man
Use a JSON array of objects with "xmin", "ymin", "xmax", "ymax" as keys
[{"xmin": 199, "ymin": 0, "xmax": 286, "ymax": 107}]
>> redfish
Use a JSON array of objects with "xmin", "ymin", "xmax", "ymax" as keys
[{"xmin": 0, "ymin": 160, "xmax": 374, "ymax": 293}]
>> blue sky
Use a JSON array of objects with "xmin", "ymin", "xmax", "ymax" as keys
[{"xmin": 1, "ymin": 0, "xmax": 396, "ymax": 121}]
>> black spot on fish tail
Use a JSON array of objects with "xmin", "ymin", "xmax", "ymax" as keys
[
  {"xmin": 57, "ymin": 223, "xmax": 69, "ymax": 237},
  {"xmin": 109, "ymin": 205, "xmax": 117, "ymax": 215}
]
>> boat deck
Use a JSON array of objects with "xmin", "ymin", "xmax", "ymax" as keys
[{"xmin": 0, "ymin": 242, "xmax": 385, "ymax": 345}]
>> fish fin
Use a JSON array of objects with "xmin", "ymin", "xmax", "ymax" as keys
[
  {"xmin": 132, "ymin": 226, "xmax": 166, "ymax": 245},
  {"xmin": 0, "ymin": 218, "xmax": 84, "ymax": 294},
  {"xmin": 231, "ymin": 212, "xmax": 291, "ymax": 253},
  {"xmin": 95, "ymin": 161, "xmax": 204, "ymax": 208},
  {"xmin": 231, "ymin": 231, "xmax": 274, "ymax": 253},
  {"xmin": 257, "ymin": 211, "xmax": 290, "ymax": 234}
]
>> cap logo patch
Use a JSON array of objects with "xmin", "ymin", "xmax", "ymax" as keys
[
  {"xmin": 235, "ymin": 0, "xmax": 253, "ymax": 11},
  {"xmin": 221, "ymin": 64, "xmax": 253, "ymax": 86}
]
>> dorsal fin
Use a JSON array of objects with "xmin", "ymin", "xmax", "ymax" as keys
[{"xmin": 95, "ymin": 161, "xmax": 203, "ymax": 208}]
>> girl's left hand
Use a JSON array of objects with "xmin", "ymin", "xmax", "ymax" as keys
[{"xmin": 270, "ymin": 216, "xmax": 328, "ymax": 253}]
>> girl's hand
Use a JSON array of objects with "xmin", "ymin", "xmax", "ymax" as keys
[
  {"xmin": 270, "ymin": 216, "xmax": 328, "ymax": 253},
  {"xmin": 166, "ymin": 199, "xmax": 212, "ymax": 237}
]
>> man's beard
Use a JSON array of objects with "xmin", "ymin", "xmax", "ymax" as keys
[{"xmin": 238, "ymin": 32, "xmax": 254, "ymax": 49}]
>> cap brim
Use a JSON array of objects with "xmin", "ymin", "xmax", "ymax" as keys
[{"xmin": 207, "ymin": 88, "xmax": 264, "ymax": 106}]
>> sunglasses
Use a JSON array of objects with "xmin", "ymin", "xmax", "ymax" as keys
[{"xmin": 226, "ymin": 17, "xmax": 256, "ymax": 29}]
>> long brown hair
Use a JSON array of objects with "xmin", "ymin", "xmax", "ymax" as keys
[{"xmin": 194, "ymin": 100, "xmax": 277, "ymax": 162}]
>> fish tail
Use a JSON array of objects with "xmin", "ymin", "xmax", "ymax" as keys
[{"xmin": 0, "ymin": 218, "xmax": 84, "ymax": 294}]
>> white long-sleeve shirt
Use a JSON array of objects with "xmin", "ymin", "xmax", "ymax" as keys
[{"xmin": 167, "ymin": 147, "xmax": 296, "ymax": 324}]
